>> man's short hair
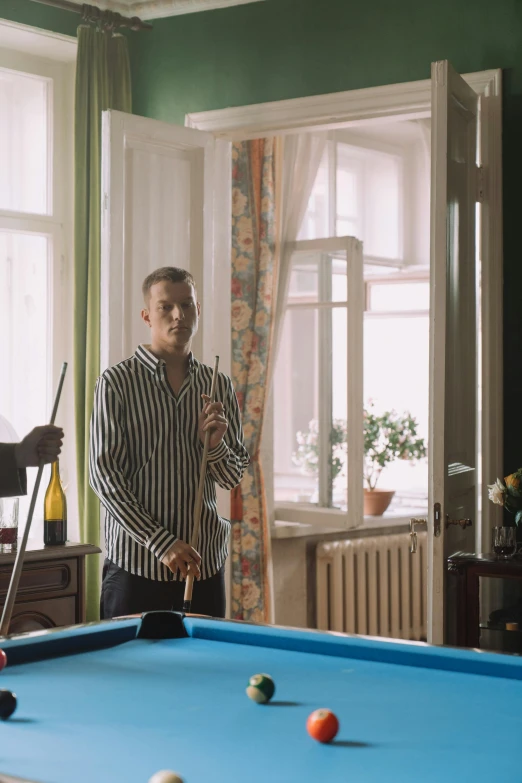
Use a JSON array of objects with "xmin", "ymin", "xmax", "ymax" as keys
[{"xmin": 142, "ymin": 267, "xmax": 197, "ymax": 304}]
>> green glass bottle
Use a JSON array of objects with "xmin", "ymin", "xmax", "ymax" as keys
[{"xmin": 43, "ymin": 461, "xmax": 67, "ymax": 546}]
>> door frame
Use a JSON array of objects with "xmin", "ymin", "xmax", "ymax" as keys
[{"xmin": 186, "ymin": 69, "xmax": 503, "ymax": 554}]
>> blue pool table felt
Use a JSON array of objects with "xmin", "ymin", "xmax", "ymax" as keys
[{"xmin": 1, "ymin": 617, "xmax": 522, "ymax": 783}]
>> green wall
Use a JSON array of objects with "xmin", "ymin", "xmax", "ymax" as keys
[
  {"xmin": 130, "ymin": 0, "xmax": 522, "ymax": 475},
  {"xmin": 2, "ymin": 0, "xmax": 521, "ymax": 473}
]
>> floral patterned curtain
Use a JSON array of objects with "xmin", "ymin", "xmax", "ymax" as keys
[{"xmin": 230, "ymin": 138, "xmax": 280, "ymax": 623}]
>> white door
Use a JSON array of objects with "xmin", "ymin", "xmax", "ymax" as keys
[
  {"xmin": 427, "ymin": 61, "xmax": 479, "ymax": 645},
  {"xmin": 100, "ymin": 110, "xmax": 233, "ymax": 588},
  {"xmin": 100, "ymin": 109, "xmax": 231, "ymax": 373}
]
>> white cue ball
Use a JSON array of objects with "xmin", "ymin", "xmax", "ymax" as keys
[{"xmin": 148, "ymin": 772, "xmax": 184, "ymax": 783}]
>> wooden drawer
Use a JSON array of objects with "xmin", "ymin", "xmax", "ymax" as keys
[
  {"xmin": 7, "ymin": 596, "xmax": 77, "ymax": 634},
  {"xmin": 0, "ymin": 558, "xmax": 78, "ymax": 600}
]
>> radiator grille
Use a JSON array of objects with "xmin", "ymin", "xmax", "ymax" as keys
[{"xmin": 316, "ymin": 533, "xmax": 427, "ymax": 640}]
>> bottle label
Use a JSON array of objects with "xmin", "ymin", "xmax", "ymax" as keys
[{"xmin": 44, "ymin": 520, "xmax": 67, "ymax": 546}]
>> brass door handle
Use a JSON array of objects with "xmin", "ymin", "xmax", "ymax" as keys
[
  {"xmin": 410, "ymin": 518, "xmax": 427, "ymax": 554},
  {"xmin": 445, "ymin": 516, "xmax": 472, "ymax": 530}
]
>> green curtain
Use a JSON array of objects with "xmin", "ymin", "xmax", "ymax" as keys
[{"xmin": 74, "ymin": 26, "xmax": 131, "ymax": 621}]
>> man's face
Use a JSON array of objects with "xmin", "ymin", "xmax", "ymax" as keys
[{"xmin": 141, "ymin": 280, "xmax": 200, "ymax": 348}]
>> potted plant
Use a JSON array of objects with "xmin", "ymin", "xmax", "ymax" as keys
[
  {"xmin": 363, "ymin": 403, "xmax": 427, "ymax": 515},
  {"xmin": 292, "ymin": 403, "xmax": 427, "ymax": 516}
]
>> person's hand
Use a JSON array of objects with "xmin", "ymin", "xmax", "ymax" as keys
[
  {"xmin": 14, "ymin": 425, "xmax": 64, "ymax": 469},
  {"xmin": 161, "ymin": 539, "xmax": 201, "ymax": 580},
  {"xmin": 198, "ymin": 394, "xmax": 228, "ymax": 450}
]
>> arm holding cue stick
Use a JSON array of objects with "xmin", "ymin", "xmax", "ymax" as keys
[
  {"xmin": 183, "ymin": 355, "xmax": 220, "ymax": 613},
  {"xmin": 0, "ymin": 362, "xmax": 68, "ymax": 637}
]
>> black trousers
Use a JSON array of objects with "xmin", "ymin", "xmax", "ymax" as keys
[{"xmin": 100, "ymin": 559, "xmax": 226, "ymax": 620}]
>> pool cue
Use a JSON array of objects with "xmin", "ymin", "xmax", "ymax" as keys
[
  {"xmin": 0, "ymin": 362, "xmax": 68, "ymax": 637},
  {"xmin": 183, "ymin": 355, "xmax": 220, "ymax": 613}
]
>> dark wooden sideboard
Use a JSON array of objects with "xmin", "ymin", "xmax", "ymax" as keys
[
  {"xmin": 447, "ymin": 552, "xmax": 522, "ymax": 651},
  {"xmin": 0, "ymin": 541, "xmax": 101, "ymax": 634}
]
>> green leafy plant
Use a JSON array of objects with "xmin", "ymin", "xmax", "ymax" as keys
[
  {"xmin": 363, "ymin": 403, "xmax": 427, "ymax": 490},
  {"xmin": 293, "ymin": 418, "xmax": 347, "ymax": 481},
  {"xmin": 293, "ymin": 403, "xmax": 427, "ymax": 491}
]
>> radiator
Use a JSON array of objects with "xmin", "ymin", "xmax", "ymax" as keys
[{"xmin": 316, "ymin": 532, "xmax": 427, "ymax": 641}]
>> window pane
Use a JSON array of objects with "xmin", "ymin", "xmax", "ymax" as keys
[
  {"xmin": 289, "ymin": 253, "xmax": 347, "ymax": 304},
  {"xmin": 336, "ymin": 218, "xmax": 358, "ymax": 238},
  {"xmin": 274, "ymin": 309, "xmax": 319, "ymax": 504},
  {"xmin": 364, "ymin": 154, "xmax": 400, "ymax": 259},
  {"xmin": 332, "ymin": 269, "xmax": 347, "ymax": 302},
  {"xmin": 364, "ymin": 315, "xmax": 429, "ymax": 502},
  {"xmin": 0, "ymin": 232, "xmax": 50, "ymax": 536},
  {"xmin": 297, "ymin": 147, "xmax": 329, "ymax": 240},
  {"xmin": 336, "ymin": 164, "xmax": 358, "ymax": 219},
  {"xmin": 369, "ymin": 282, "xmax": 430, "ymax": 311},
  {"xmin": 274, "ymin": 301, "xmax": 352, "ymax": 510},
  {"xmin": 288, "ymin": 258, "xmax": 318, "ymax": 302},
  {"xmin": 0, "ymin": 69, "xmax": 49, "ymax": 214}
]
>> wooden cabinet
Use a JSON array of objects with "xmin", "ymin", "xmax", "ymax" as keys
[
  {"xmin": 0, "ymin": 542, "xmax": 101, "ymax": 633},
  {"xmin": 447, "ymin": 552, "xmax": 522, "ymax": 652}
]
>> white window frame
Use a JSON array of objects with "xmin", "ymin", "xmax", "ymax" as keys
[
  {"xmin": 274, "ymin": 135, "xmax": 422, "ymax": 524},
  {"xmin": 186, "ymin": 69, "xmax": 502, "ymax": 546},
  {"xmin": 0, "ymin": 23, "xmax": 77, "ymax": 538},
  {"xmin": 274, "ymin": 236, "xmax": 364, "ymax": 529},
  {"xmin": 299, "ymin": 136, "xmax": 406, "ymax": 263},
  {"xmin": 365, "ymin": 269, "xmax": 430, "ymax": 315},
  {"xmin": 272, "ymin": 237, "xmax": 364, "ymax": 527}
]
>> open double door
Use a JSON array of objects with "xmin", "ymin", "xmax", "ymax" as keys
[{"xmin": 100, "ymin": 61, "xmax": 501, "ymax": 644}]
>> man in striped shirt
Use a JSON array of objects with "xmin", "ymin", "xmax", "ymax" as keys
[{"xmin": 89, "ymin": 267, "xmax": 249, "ymax": 619}]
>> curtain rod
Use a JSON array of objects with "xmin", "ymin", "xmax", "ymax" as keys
[{"xmin": 28, "ymin": 0, "xmax": 153, "ymax": 31}]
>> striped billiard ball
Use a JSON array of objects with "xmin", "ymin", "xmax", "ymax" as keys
[
  {"xmin": 246, "ymin": 673, "xmax": 275, "ymax": 704},
  {"xmin": 148, "ymin": 772, "xmax": 184, "ymax": 783}
]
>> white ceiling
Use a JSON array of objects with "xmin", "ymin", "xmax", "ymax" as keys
[{"xmin": 96, "ymin": 0, "xmax": 265, "ymax": 20}]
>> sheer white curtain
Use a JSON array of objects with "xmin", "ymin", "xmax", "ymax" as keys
[{"xmin": 272, "ymin": 132, "xmax": 327, "ymax": 362}]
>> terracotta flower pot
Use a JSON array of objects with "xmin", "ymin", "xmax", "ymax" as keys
[{"xmin": 364, "ymin": 489, "xmax": 395, "ymax": 516}]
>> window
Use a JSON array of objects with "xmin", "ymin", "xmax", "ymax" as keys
[
  {"xmin": 364, "ymin": 275, "xmax": 429, "ymax": 509},
  {"xmin": 298, "ymin": 138, "xmax": 402, "ymax": 262},
  {"xmin": 274, "ymin": 125, "xmax": 429, "ymax": 525},
  {"xmin": 0, "ymin": 32, "xmax": 76, "ymax": 541},
  {"xmin": 0, "ymin": 68, "xmax": 50, "ymax": 214},
  {"xmin": 273, "ymin": 239, "xmax": 363, "ymax": 518}
]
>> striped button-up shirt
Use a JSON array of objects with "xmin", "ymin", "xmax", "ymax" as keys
[{"xmin": 89, "ymin": 345, "xmax": 249, "ymax": 581}]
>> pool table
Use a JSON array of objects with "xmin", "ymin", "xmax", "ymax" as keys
[{"xmin": 0, "ymin": 611, "xmax": 521, "ymax": 783}]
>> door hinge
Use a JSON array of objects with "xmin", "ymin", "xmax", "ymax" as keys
[
  {"xmin": 103, "ymin": 192, "xmax": 108, "ymax": 211},
  {"xmin": 476, "ymin": 165, "xmax": 485, "ymax": 203}
]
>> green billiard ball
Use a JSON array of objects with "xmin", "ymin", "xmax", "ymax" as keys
[{"xmin": 246, "ymin": 673, "xmax": 275, "ymax": 704}]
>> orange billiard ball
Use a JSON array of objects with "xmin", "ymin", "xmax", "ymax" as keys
[
  {"xmin": 306, "ymin": 708, "xmax": 339, "ymax": 743},
  {"xmin": 0, "ymin": 650, "xmax": 6, "ymax": 672}
]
